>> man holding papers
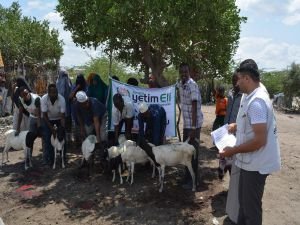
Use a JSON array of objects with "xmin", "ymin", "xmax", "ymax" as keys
[{"xmin": 219, "ymin": 59, "xmax": 281, "ymax": 225}]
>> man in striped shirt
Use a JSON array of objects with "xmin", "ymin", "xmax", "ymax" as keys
[{"xmin": 177, "ymin": 63, "xmax": 203, "ymax": 189}]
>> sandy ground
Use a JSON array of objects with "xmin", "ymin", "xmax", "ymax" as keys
[{"xmin": 0, "ymin": 105, "xmax": 299, "ymax": 225}]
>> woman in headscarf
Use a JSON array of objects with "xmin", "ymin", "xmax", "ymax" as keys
[
  {"xmin": 56, "ymin": 69, "xmax": 72, "ymax": 143},
  {"xmin": 86, "ymin": 72, "xmax": 96, "ymax": 87},
  {"xmin": 87, "ymin": 73, "xmax": 108, "ymax": 105},
  {"xmin": 69, "ymin": 74, "xmax": 87, "ymax": 146},
  {"xmin": 56, "ymin": 69, "xmax": 72, "ymax": 116},
  {"xmin": 12, "ymin": 76, "xmax": 31, "ymax": 130}
]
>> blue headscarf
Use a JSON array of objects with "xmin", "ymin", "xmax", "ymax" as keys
[{"xmin": 56, "ymin": 69, "xmax": 72, "ymax": 116}]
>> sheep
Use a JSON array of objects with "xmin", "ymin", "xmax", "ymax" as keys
[
  {"xmin": 2, "ymin": 129, "xmax": 39, "ymax": 170},
  {"xmin": 51, "ymin": 124, "xmax": 66, "ymax": 169},
  {"xmin": 139, "ymin": 139, "xmax": 196, "ymax": 192},
  {"xmin": 105, "ymin": 138, "xmax": 155, "ymax": 185}
]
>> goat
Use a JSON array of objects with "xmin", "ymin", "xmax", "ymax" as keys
[
  {"xmin": 51, "ymin": 124, "xmax": 66, "ymax": 169},
  {"xmin": 218, "ymin": 156, "xmax": 233, "ymax": 179},
  {"xmin": 81, "ymin": 135, "xmax": 97, "ymax": 174},
  {"xmin": 139, "ymin": 139, "xmax": 196, "ymax": 192},
  {"xmin": 2, "ymin": 129, "xmax": 39, "ymax": 170},
  {"xmin": 106, "ymin": 138, "xmax": 155, "ymax": 185}
]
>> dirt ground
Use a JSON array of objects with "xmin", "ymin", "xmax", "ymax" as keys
[{"xmin": 0, "ymin": 105, "xmax": 299, "ymax": 225}]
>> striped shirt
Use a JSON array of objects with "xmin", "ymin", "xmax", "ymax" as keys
[{"xmin": 177, "ymin": 78, "xmax": 203, "ymax": 129}]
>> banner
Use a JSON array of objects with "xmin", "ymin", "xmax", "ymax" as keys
[{"xmin": 108, "ymin": 78, "xmax": 177, "ymax": 137}]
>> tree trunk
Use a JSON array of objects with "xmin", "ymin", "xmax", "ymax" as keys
[{"xmin": 140, "ymin": 41, "xmax": 169, "ymax": 87}]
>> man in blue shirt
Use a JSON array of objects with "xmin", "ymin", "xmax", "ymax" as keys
[
  {"xmin": 75, "ymin": 91, "xmax": 107, "ymax": 143},
  {"xmin": 138, "ymin": 102, "xmax": 166, "ymax": 146}
]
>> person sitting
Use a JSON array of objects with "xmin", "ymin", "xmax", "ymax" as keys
[
  {"xmin": 41, "ymin": 84, "xmax": 66, "ymax": 166},
  {"xmin": 138, "ymin": 102, "xmax": 166, "ymax": 146},
  {"xmin": 112, "ymin": 93, "xmax": 134, "ymax": 143}
]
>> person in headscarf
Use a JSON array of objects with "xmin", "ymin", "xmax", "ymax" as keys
[
  {"xmin": 87, "ymin": 73, "xmax": 108, "ymax": 105},
  {"xmin": 56, "ymin": 69, "xmax": 72, "ymax": 116},
  {"xmin": 56, "ymin": 69, "xmax": 72, "ymax": 143},
  {"xmin": 86, "ymin": 72, "xmax": 96, "ymax": 86},
  {"xmin": 0, "ymin": 71, "xmax": 10, "ymax": 117},
  {"xmin": 69, "ymin": 74, "xmax": 88, "ymax": 146},
  {"xmin": 12, "ymin": 76, "xmax": 31, "ymax": 130}
]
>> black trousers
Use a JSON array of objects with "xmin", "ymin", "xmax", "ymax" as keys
[
  {"xmin": 183, "ymin": 128, "xmax": 201, "ymax": 185},
  {"xmin": 237, "ymin": 169, "xmax": 268, "ymax": 225},
  {"xmin": 212, "ymin": 115, "xmax": 225, "ymax": 131}
]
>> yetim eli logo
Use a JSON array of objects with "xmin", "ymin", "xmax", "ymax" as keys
[{"xmin": 131, "ymin": 91, "xmax": 171, "ymax": 103}]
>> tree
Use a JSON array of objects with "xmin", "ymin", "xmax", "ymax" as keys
[
  {"xmin": 82, "ymin": 56, "xmax": 141, "ymax": 84},
  {"xmin": 283, "ymin": 63, "xmax": 300, "ymax": 108},
  {"xmin": 261, "ymin": 71, "xmax": 286, "ymax": 98},
  {"xmin": 0, "ymin": 2, "xmax": 63, "ymax": 71},
  {"xmin": 57, "ymin": 0, "xmax": 245, "ymax": 86}
]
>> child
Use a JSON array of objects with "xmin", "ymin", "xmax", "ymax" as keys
[
  {"xmin": 213, "ymin": 85, "xmax": 229, "ymax": 179},
  {"xmin": 213, "ymin": 85, "xmax": 227, "ymax": 131}
]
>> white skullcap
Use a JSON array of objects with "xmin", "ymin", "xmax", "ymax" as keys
[
  {"xmin": 76, "ymin": 91, "xmax": 88, "ymax": 103},
  {"xmin": 138, "ymin": 102, "xmax": 149, "ymax": 114}
]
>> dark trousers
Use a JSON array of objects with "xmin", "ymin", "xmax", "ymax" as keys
[
  {"xmin": 42, "ymin": 119, "xmax": 67, "ymax": 165},
  {"xmin": 183, "ymin": 128, "xmax": 201, "ymax": 185},
  {"xmin": 212, "ymin": 115, "xmax": 225, "ymax": 131},
  {"xmin": 237, "ymin": 169, "xmax": 268, "ymax": 225}
]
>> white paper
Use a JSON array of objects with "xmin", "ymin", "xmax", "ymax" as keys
[{"xmin": 211, "ymin": 124, "xmax": 236, "ymax": 152}]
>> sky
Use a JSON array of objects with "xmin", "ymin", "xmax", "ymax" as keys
[{"xmin": 1, "ymin": 0, "xmax": 300, "ymax": 71}]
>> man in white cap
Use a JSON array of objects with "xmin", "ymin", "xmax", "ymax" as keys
[
  {"xmin": 137, "ymin": 102, "xmax": 166, "ymax": 146},
  {"xmin": 75, "ymin": 91, "xmax": 107, "ymax": 144}
]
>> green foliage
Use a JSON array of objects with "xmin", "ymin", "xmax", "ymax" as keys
[
  {"xmin": 261, "ymin": 71, "xmax": 286, "ymax": 97},
  {"xmin": 283, "ymin": 63, "xmax": 300, "ymax": 107},
  {"xmin": 163, "ymin": 66, "xmax": 178, "ymax": 85},
  {"xmin": 82, "ymin": 57, "xmax": 141, "ymax": 84},
  {"xmin": 0, "ymin": 2, "xmax": 63, "ymax": 70},
  {"xmin": 57, "ymin": 0, "xmax": 245, "ymax": 86}
]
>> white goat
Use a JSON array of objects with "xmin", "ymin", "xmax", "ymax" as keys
[
  {"xmin": 140, "ymin": 140, "xmax": 196, "ymax": 192},
  {"xmin": 2, "ymin": 129, "xmax": 38, "ymax": 170},
  {"xmin": 106, "ymin": 137, "xmax": 155, "ymax": 185},
  {"xmin": 121, "ymin": 143, "xmax": 156, "ymax": 185},
  {"xmin": 81, "ymin": 135, "xmax": 97, "ymax": 162},
  {"xmin": 51, "ymin": 125, "xmax": 65, "ymax": 169}
]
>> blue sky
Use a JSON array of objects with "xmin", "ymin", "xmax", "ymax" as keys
[{"xmin": 1, "ymin": 0, "xmax": 300, "ymax": 71}]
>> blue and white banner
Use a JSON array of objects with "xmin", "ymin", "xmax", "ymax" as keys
[{"xmin": 108, "ymin": 78, "xmax": 177, "ymax": 137}]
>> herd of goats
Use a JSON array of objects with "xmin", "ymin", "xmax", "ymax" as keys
[{"xmin": 1, "ymin": 127, "xmax": 197, "ymax": 192}]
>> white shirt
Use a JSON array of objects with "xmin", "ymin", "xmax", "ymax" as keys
[
  {"xmin": 41, "ymin": 93, "xmax": 66, "ymax": 120},
  {"xmin": 112, "ymin": 97, "xmax": 134, "ymax": 125},
  {"xmin": 19, "ymin": 93, "xmax": 40, "ymax": 118},
  {"xmin": 235, "ymin": 87, "xmax": 281, "ymax": 174}
]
